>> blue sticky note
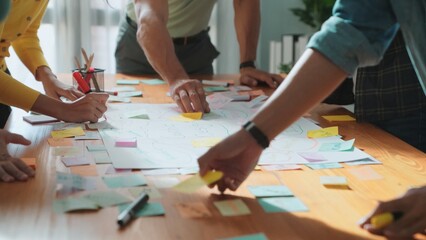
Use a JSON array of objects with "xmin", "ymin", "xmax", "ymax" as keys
[
  {"xmin": 345, "ymin": 158, "xmax": 382, "ymax": 166},
  {"xmin": 258, "ymin": 197, "xmax": 308, "ymax": 213},
  {"xmin": 247, "ymin": 185, "xmax": 293, "ymax": 198},
  {"xmin": 305, "ymin": 162, "xmax": 343, "ymax": 170},
  {"xmin": 103, "ymin": 174, "xmax": 147, "ymax": 188},
  {"xmin": 203, "ymin": 86, "xmax": 228, "ymax": 92},
  {"xmin": 116, "ymin": 79, "xmax": 140, "ymax": 85},
  {"xmin": 221, "ymin": 233, "xmax": 269, "ymax": 240},
  {"xmin": 118, "ymin": 202, "xmax": 165, "ymax": 217},
  {"xmin": 319, "ymin": 139, "xmax": 355, "ymax": 152},
  {"xmin": 140, "ymin": 79, "xmax": 166, "ymax": 85}
]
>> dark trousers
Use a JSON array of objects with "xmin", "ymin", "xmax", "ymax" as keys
[{"xmin": 0, "ymin": 68, "xmax": 12, "ymax": 128}]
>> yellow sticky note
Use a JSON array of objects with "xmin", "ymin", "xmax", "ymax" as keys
[
  {"xmin": 307, "ymin": 126, "xmax": 339, "ymax": 138},
  {"xmin": 181, "ymin": 112, "xmax": 203, "ymax": 120},
  {"xmin": 322, "ymin": 115, "xmax": 356, "ymax": 122},
  {"xmin": 173, "ymin": 171, "xmax": 223, "ymax": 193},
  {"xmin": 191, "ymin": 138, "xmax": 222, "ymax": 148},
  {"xmin": 51, "ymin": 127, "xmax": 85, "ymax": 138},
  {"xmin": 320, "ymin": 176, "xmax": 349, "ymax": 189},
  {"xmin": 371, "ymin": 212, "xmax": 394, "ymax": 229}
]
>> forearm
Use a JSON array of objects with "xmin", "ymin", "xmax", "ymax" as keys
[
  {"xmin": 234, "ymin": 0, "xmax": 260, "ymax": 63},
  {"xmin": 135, "ymin": 6, "xmax": 188, "ymax": 84},
  {"xmin": 31, "ymin": 94, "xmax": 66, "ymax": 119},
  {"xmin": 252, "ymin": 49, "xmax": 348, "ymax": 139},
  {"xmin": 35, "ymin": 66, "xmax": 55, "ymax": 82}
]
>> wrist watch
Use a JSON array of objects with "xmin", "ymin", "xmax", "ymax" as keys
[
  {"xmin": 242, "ymin": 121, "xmax": 270, "ymax": 149},
  {"xmin": 239, "ymin": 60, "xmax": 256, "ymax": 69}
]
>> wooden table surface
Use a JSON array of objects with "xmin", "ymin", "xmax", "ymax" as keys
[{"xmin": 0, "ymin": 74, "xmax": 425, "ymax": 240}]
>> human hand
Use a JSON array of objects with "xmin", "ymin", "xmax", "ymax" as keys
[
  {"xmin": 37, "ymin": 66, "xmax": 84, "ymax": 101},
  {"xmin": 239, "ymin": 68, "xmax": 283, "ymax": 88},
  {"xmin": 170, "ymin": 79, "xmax": 210, "ymax": 113},
  {"xmin": 198, "ymin": 129, "xmax": 263, "ymax": 193},
  {"xmin": 0, "ymin": 130, "xmax": 35, "ymax": 182},
  {"xmin": 359, "ymin": 186, "xmax": 426, "ymax": 239},
  {"xmin": 61, "ymin": 93, "xmax": 109, "ymax": 123}
]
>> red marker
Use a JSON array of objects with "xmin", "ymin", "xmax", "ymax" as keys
[{"xmin": 72, "ymin": 71, "xmax": 91, "ymax": 93}]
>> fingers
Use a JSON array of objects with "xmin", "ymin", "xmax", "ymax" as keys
[
  {"xmin": 87, "ymin": 93, "xmax": 109, "ymax": 103},
  {"xmin": 5, "ymin": 132, "xmax": 31, "ymax": 146},
  {"xmin": 240, "ymin": 75, "xmax": 258, "ymax": 87},
  {"xmin": 240, "ymin": 69, "xmax": 284, "ymax": 88},
  {"xmin": 385, "ymin": 217, "xmax": 426, "ymax": 238},
  {"xmin": 2, "ymin": 161, "xmax": 29, "ymax": 181},
  {"xmin": 179, "ymin": 89, "xmax": 193, "ymax": 113},
  {"xmin": 171, "ymin": 80, "xmax": 209, "ymax": 113},
  {"xmin": 197, "ymin": 87, "xmax": 210, "ymax": 113},
  {"xmin": 0, "ymin": 166, "xmax": 14, "ymax": 182},
  {"xmin": 11, "ymin": 158, "xmax": 35, "ymax": 177}
]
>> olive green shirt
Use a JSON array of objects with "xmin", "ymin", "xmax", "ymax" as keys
[{"xmin": 127, "ymin": 0, "xmax": 216, "ymax": 38}]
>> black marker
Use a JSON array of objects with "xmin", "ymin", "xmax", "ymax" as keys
[{"xmin": 117, "ymin": 193, "xmax": 149, "ymax": 227}]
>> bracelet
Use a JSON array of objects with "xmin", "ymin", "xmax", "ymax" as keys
[
  {"xmin": 243, "ymin": 121, "xmax": 270, "ymax": 149},
  {"xmin": 239, "ymin": 60, "xmax": 256, "ymax": 69}
]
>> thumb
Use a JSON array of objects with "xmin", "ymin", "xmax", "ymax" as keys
[
  {"xmin": 240, "ymin": 76, "xmax": 258, "ymax": 87},
  {"xmin": 6, "ymin": 132, "xmax": 31, "ymax": 146}
]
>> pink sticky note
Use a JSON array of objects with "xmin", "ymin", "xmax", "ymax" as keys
[
  {"xmin": 298, "ymin": 152, "xmax": 327, "ymax": 163},
  {"xmin": 105, "ymin": 165, "xmax": 132, "ymax": 175},
  {"xmin": 115, "ymin": 138, "xmax": 137, "ymax": 148},
  {"xmin": 61, "ymin": 156, "xmax": 91, "ymax": 167},
  {"xmin": 348, "ymin": 166, "xmax": 383, "ymax": 180}
]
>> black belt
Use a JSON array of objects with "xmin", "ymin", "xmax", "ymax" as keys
[{"xmin": 126, "ymin": 15, "xmax": 208, "ymax": 46}]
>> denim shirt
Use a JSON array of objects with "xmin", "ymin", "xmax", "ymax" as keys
[{"xmin": 307, "ymin": 0, "xmax": 426, "ymax": 95}]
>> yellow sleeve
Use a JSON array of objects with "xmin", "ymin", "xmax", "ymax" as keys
[
  {"xmin": 0, "ymin": 71, "xmax": 40, "ymax": 111},
  {"xmin": 10, "ymin": 2, "xmax": 49, "ymax": 76}
]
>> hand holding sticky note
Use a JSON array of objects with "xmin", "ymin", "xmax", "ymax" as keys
[
  {"xmin": 370, "ymin": 212, "xmax": 403, "ymax": 229},
  {"xmin": 173, "ymin": 171, "xmax": 223, "ymax": 193}
]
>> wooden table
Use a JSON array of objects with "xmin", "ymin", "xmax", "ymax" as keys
[{"xmin": 1, "ymin": 74, "xmax": 425, "ymax": 240}]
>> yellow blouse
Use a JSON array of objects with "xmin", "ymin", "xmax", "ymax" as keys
[{"xmin": 0, "ymin": 0, "xmax": 49, "ymax": 111}]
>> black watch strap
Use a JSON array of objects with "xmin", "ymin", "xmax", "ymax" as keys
[
  {"xmin": 243, "ymin": 121, "xmax": 270, "ymax": 149},
  {"xmin": 239, "ymin": 60, "xmax": 256, "ymax": 69}
]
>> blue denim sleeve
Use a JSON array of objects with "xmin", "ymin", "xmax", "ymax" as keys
[{"xmin": 306, "ymin": 0, "xmax": 399, "ymax": 74}]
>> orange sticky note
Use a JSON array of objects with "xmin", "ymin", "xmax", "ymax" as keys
[
  {"xmin": 70, "ymin": 165, "xmax": 98, "ymax": 176},
  {"xmin": 307, "ymin": 126, "xmax": 339, "ymax": 138},
  {"xmin": 348, "ymin": 166, "xmax": 383, "ymax": 180},
  {"xmin": 175, "ymin": 202, "xmax": 212, "ymax": 218},
  {"xmin": 239, "ymin": 90, "xmax": 265, "ymax": 97},
  {"xmin": 322, "ymin": 115, "xmax": 356, "ymax": 122},
  {"xmin": 21, "ymin": 158, "xmax": 36, "ymax": 170},
  {"xmin": 48, "ymin": 138, "xmax": 74, "ymax": 147}
]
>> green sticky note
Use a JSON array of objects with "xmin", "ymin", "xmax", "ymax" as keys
[
  {"xmin": 221, "ymin": 233, "xmax": 269, "ymax": 240},
  {"xmin": 305, "ymin": 162, "xmax": 343, "ymax": 170},
  {"xmin": 86, "ymin": 144, "xmax": 107, "ymax": 152},
  {"xmin": 116, "ymin": 79, "xmax": 140, "ymax": 85},
  {"xmin": 56, "ymin": 172, "xmax": 96, "ymax": 190},
  {"xmin": 92, "ymin": 151, "xmax": 112, "ymax": 164},
  {"xmin": 118, "ymin": 202, "xmax": 165, "ymax": 217},
  {"xmin": 258, "ymin": 197, "xmax": 308, "ymax": 213},
  {"xmin": 319, "ymin": 139, "xmax": 355, "ymax": 152},
  {"xmin": 128, "ymin": 187, "xmax": 162, "ymax": 199},
  {"xmin": 129, "ymin": 114, "xmax": 150, "ymax": 120},
  {"xmin": 85, "ymin": 191, "xmax": 131, "ymax": 207},
  {"xmin": 247, "ymin": 185, "xmax": 293, "ymax": 198},
  {"xmin": 53, "ymin": 197, "xmax": 99, "ymax": 213},
  {"xmin": 103, "ymin": 174, "xmax": 147, "ymax": 188},
  {"xmin": 203, "ymin": 86, "xmax": 228, "ymax": 92},
  {"xmin": 140, "ymin": 79, "xmax": 166, "ymax": 85},
  {"xmin": 214, "ymin": 199, "xmax": 251, "ymax": 216}
]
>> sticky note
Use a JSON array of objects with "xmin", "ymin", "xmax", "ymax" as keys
[
  {"xmin": 322, "ymin": 115, "xmax": 356, "ymax": 122},
  {"xmin": 21, "ymin": 158, "xmax": 36, "ymax": 170},
  {"xmin": 214, "ymin": 199, "xmax": 251, "ymax": 216},
  {"xmin": 140, "ymin": 79, "xmax": 166, "ymax": 85},
  {"xmin": 307, "ymin": 126, "xmax": 339, "ymax": 138},
  {"xmin": 247, "ymin": 185, "xmax": 294, "ymax": 198},
  {"xmin": 116, "ymin": 79, "xmax": 140, "ymax": 85},
  {"xmin": 86, "ymin": 144, "xmax": 107, "ymax": 152},
  {"xmin": 371, "ymin": 212, "xmax": 395, "ymax": 229},
  {"xmin": 345, "ymin": 158, "xmax": 382, "ymax": 166},
  {"xmin": 56, "ymin": 172, "xmax": 96, "ymax": 190},
  {"xmin": 203, "ymin": 86, "xmax": 228, "ymax": 92},
  {"xmin": 172, "ymin": 171, "xmax": 223, "ymax": 193},
  {"xmin": 53, "ymin": 197, "xmax": 99, "ymax": 213},
  {"xmin": 70, "ymin": 165, "xmax": 98, "ymax": 176},
  {"xmin": 181, "ymin": 112, "xmax": 203, "ymax": 120},
  {"xmin": 298, "ymin": 152, "xmax": 327, "ymax": 163},
  {"xmin": 74, "ymin": 131, "xmax": 101, "ymax": 140},
  {"xmin": 51, "ymin": 127, "xmax": 85, "ymax": 138},
  {"xmin": 175, "ymin": 202, "xmax": 212, "ymax": 218},
  {"xmin": 52, "ymin": 147, "xmax": 81, "ymax": 156},
  {"xmin": 191, "ymin": 138, "xmax": 222, "ymax": 148},
  {"xmin": 85, "ymin": 191, "xmax": 131, "ymax": 208},
  {"xmin": 118, "ymin": 202, "xmax": 165, "ymax": 217},
  {"xmin": 258, "ymin": 197, "xmax": 308, "ymax": 213},
  {"xmin": 105, "ymin": 165, "xmax": 132, "ymax": 175},
  {"xmin": 129, "ymin": 114, "xmax": 149, "ymax": 120},
  {"xmin": 128, "ymin": 187, "xmax": 162, "ymax": 199},
  {"xmin": 48, "ymin": 138, "xmax": 74, "ymax": 147},
  {"xmin": 319, "ymin": 139, "xmax": 355, "ymax": 152},
  {"xmin": 229, "ymin": 85, "xmax": 253, "ymax": 92},
  {"xmin": 261, "ymin": 164, "xmax": 301, "ymax": 171},
  {"xmin": 23, "ymin": 115, "xmax": 59, "ymax": 124},
  {"xmin": 115, "ymin": 138, "xmax": 137, "ymax": 148},
  {"xmin": 320, "ymin": 176, "xmax": 349, "ymax": 189},
  {"xmin": 103, "ymin": 174, "xmax": 147, "ymax": 188},
  {"xmin": 305, "ymin": 162, "xmax": 343, "ymax": 170},
  {"xmin": 92, "ymin": 151, "xmax": 112, "ymax": 164},
  {"xmin": 221, "ymin": 233, "xmax": 269, "ymax": 240},
  {"xmin": 348, "ymin": 166, "xmax": 383, "ymax": 180},
  {"xmin": 61, "ymin": 156, "xmax": 91, "ymax": 167},
  {"xmin": 239, "ymin": 90, "xmax": 265, "ymax": 97}
]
